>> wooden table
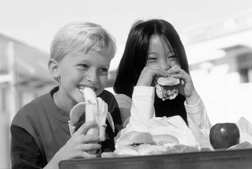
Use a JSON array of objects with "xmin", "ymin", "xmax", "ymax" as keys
[{"xmin": 59, "ymin": 148, "xmax": 252, "ymax": 169}]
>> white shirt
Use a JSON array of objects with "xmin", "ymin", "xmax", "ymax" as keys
[{"xmin": 115, "ymin": 86, "xmax": 212, "ymax": 142}]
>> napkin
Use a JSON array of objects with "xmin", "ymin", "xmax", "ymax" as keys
[{"xmin": 115, "ymin": 115, "xmax": 199, "ymax": 150}]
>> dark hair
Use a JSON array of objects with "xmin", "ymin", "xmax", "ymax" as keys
[
  {"xmin": 114, "ymin": 19, "xmax": 189, "ymax": 97},
  {"xmin": 113, "ymin": 19, "xmax": 189, "ymax": 124}
]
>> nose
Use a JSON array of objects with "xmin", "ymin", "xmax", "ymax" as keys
[
  {"xmin": 159, "ymin": 58, "xmax": 170, "ymax": 70},
  {"xmin": 85, "ymin": 69, "xmax": 98, "ymax": 84}
]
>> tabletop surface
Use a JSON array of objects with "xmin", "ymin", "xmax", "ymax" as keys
[{"xmin": 59, "ymin": 148, "xmax": 252, "ymax": 169}]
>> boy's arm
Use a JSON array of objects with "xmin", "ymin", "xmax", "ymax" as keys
[{"xmin": 11, "ymin": 125, "xmax": 45, "ymax": 169}]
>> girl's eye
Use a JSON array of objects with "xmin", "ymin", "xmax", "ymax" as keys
[
  {"xmin": 168, "ymin": 55, "xmax": 177, "ymax": 61},
  {"xmin": 147, "ymin": 56, "xmax": 157, "ymax": 63}
]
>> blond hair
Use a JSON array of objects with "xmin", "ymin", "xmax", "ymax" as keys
[{"xmin": 50, "ymin": 21, "xmax": 116, "ymax": 62}]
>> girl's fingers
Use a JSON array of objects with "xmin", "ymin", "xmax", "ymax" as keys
[
  {"xmin": 144, "ymin": 66, "xmax": 165, "ymax": 76},
  {"xmin": 168, "ymin": 67, "xmax": 191, "ymax": 83},
  {"xmin": 137, "ymin": 66, "xmax": 169, "ymax": 86},
  {"xmin": 171, "ymin": 73, "xmax": 187, "ymax": 82},
  {"xmin": 170, "ymin": 70, "xmax": 186, "ymax": 79},
  {"xmin": 167, "ymin": 65, "xmax": 182, "ymax": 74}
]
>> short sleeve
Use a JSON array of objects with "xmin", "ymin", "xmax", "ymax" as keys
[{"xmin": 10, "ymin": 125, "xmax": 46, "ymax": 169}]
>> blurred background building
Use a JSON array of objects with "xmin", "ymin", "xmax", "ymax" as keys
[
  {"xmin": 0, "ymin": 34, "xmax": 56, "ymax": 168},
  {"xmin": 1, "ymin": 1, "xmax": 252, "ymax": 169},
  {"xmin": 183, "ymin": 11, "xmax": 252, "ymax": 124}
]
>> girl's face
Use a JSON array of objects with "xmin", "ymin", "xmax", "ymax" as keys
[
  {"xmin": 55, "ymin": 43, "xmax": 114, "ymax": 109},
  {"xmin": 147, "ymin": 35, "xmax": 179, "ymax": 69}
]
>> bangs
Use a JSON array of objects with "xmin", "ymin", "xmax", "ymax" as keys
[{"xmin": 160, "ymin": 35, "xmax": 178, "ymax": 55}]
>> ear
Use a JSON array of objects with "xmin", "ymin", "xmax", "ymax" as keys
[{"xmin": 48, "ymin": 58, "xmax": 60, "ymax": 79}]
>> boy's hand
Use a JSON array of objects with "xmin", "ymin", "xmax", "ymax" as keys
[{"xmin": 56, "ymin": 121, "xmax": 101, "ymax": 160}]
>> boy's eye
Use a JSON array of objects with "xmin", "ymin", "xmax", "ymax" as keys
[
  {"xmin": 78, "ymin": 64, "xmax": 89, "ymax": 69},
  {"xmin": 99, "ymin": 68, "xmax": 108, "ymax": 74}
]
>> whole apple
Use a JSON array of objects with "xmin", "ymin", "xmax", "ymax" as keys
[{"xmin": 209, "ymin": 123, "xmax": 240, "ymax": 150}]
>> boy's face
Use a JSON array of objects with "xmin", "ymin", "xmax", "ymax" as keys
[{"xmin": 55, "ymin": 43, "xmax": 114, "ymax": 105}]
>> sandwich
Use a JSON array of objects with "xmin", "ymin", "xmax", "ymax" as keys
[
  {"xmin": 114, "ymin": 131, "xmax": 179, "ymax": 156},
  {"xmin": 114, "ymin": 131, "xmax": 156, "ymax": 156},
  {"xmin": 118, "ymin": 131, "xmax": 155, "ymax": 147},
  {"xmin": 155, "ymin": 76, "xmax": 180, "ymax": 101}
]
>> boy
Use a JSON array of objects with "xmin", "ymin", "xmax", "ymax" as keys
[{"xmin": 10, "ymin": 21, "xmax": 122, "ymax": 169}]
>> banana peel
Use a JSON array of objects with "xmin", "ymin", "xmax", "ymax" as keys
[{"xmin": 68, "ymin": 87, "xmax": 115, "ymax": 142}]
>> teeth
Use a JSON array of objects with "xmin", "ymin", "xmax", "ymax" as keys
[
  {"xmin": 79, "ymin": 86, "xmax": 85, "ymax": 91},
  {"xmin": 79, "ymin": 86, "xmax": 95, "ymax": 92}
]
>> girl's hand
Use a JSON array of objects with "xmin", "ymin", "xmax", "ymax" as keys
[
  {"xmin": 55, "ymin": 121, "xmax": 101, "ymax": 160},
  {"xmin": 137, "ymin": 65, "xmax": 169, "ymax": 86},
  {"xmin": 167, "ymin": 65, "xmax": 200, "ymax": 104}
]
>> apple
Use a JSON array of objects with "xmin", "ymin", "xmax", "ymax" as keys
[{"xmin": 209, "ymin": 123, "xmax": 240, "ymax": 150}]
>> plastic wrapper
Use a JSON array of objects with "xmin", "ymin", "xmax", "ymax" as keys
[{"xmin": 107, "ymin": 115, "xmax": 200, "ymax": 157}]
